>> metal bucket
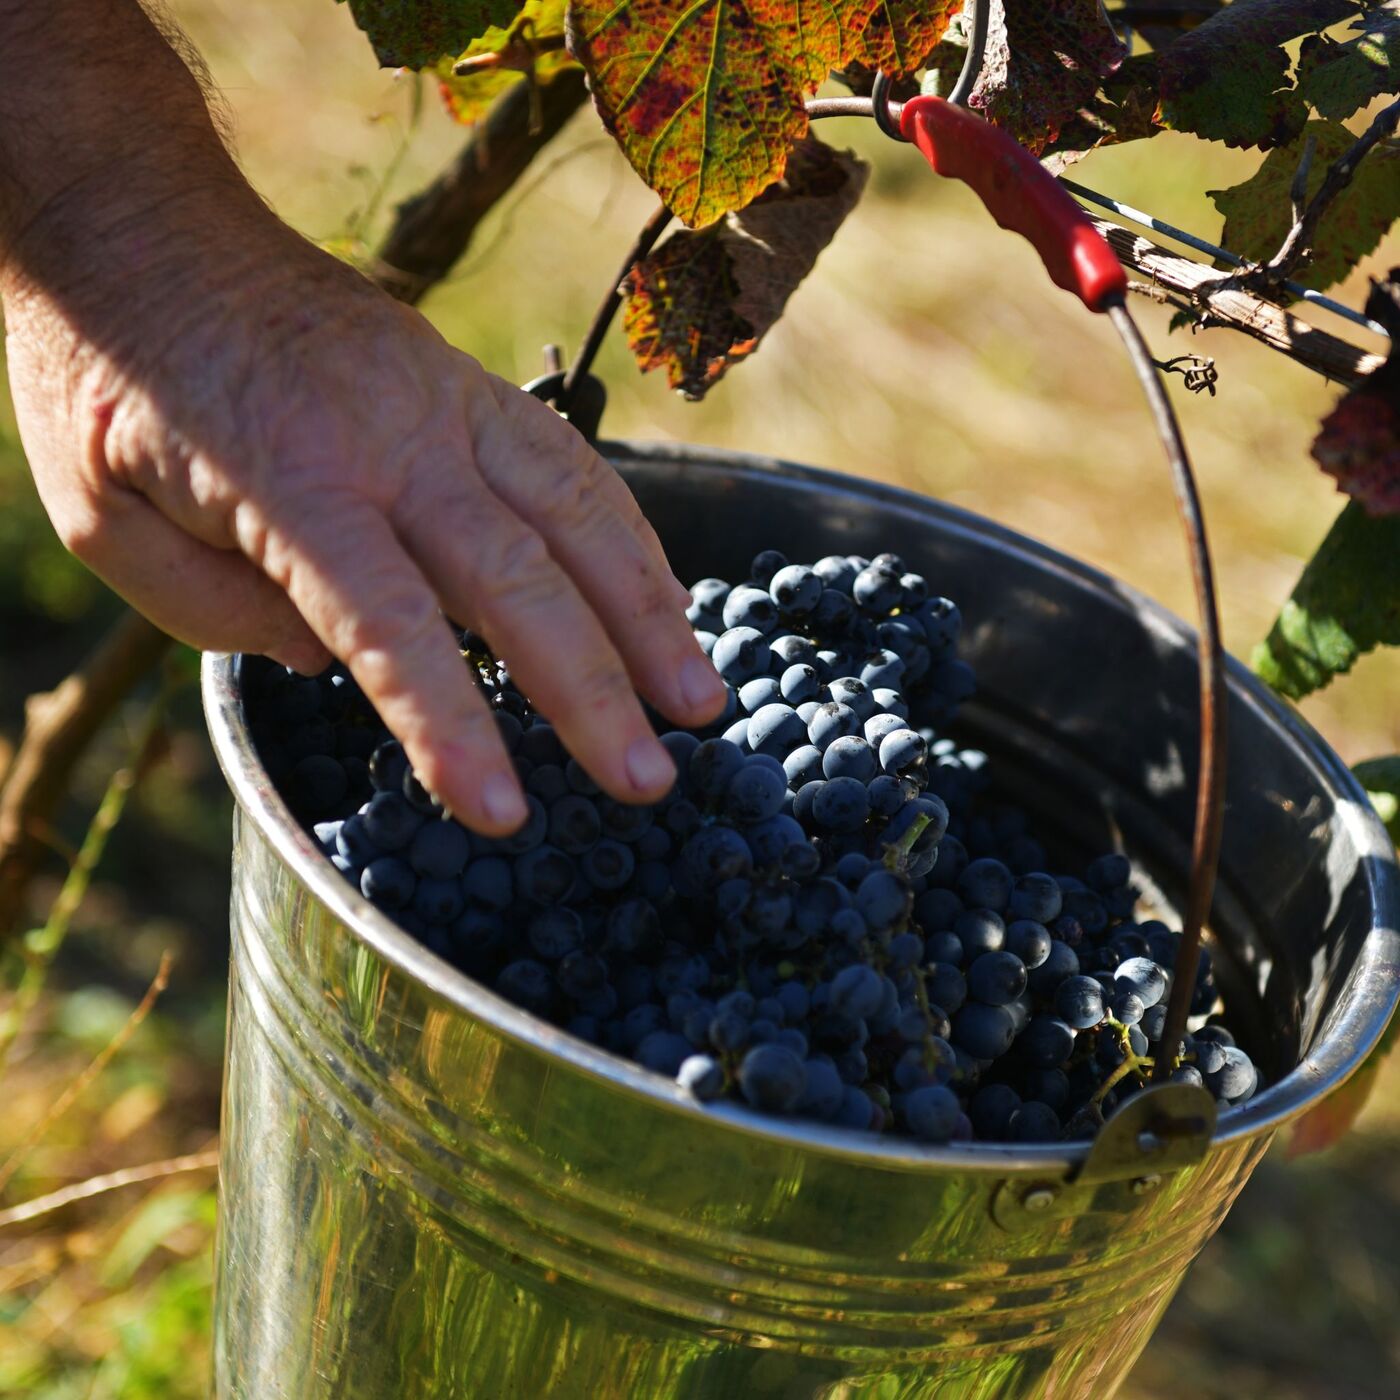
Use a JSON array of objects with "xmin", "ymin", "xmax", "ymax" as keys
[{"xmin": 203, "ymin": 443, "xmax": 1400, "ymax": 1399}]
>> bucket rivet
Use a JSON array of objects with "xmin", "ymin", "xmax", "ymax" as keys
[
  {"xmin": 1022, "ymin": 1187, "xmax": 1057, "ymax": 1212},
  {"xmin": 1131, "ymin": 1174, "xmax": 1162, "ymax": 1195}
]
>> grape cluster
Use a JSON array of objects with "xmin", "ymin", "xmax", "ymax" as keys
[{"xmin": 244, "ymin": 546, "xmax": 1259, "ymax": 1144}]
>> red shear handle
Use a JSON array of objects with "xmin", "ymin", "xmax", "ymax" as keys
[{"xmin": 900, "ymin": 95, "xmax": 1128, "ymax": 313}]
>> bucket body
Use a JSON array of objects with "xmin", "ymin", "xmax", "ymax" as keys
[{"xmin": 205, "ymin": 444, "xmax": 1400, "ymax": 1399}]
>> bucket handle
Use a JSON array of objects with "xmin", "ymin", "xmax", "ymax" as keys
[
  {"xmin": 898, "ymin": 95, "xmax": 1128, "ymax": 312},
  {"xmin": 883, "ymin": 89, "xmax": 1226, "ymax": 1094},
  {"xmin": 533, "ymin": 67, "xmax": 1227, "ymax": 1111}
]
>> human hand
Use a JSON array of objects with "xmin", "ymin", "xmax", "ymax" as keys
[{"xmin": 2, "ymin": 189, "xmax": 727, "ymax": 835}]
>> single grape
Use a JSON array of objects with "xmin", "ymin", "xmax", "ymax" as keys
[
  {"xmin": 723, "ymin": 586, "xmax": 780, "ymax": 634},
  {"xmin": 1007, "ymin": 872, "xmax": 1063, "ymax": 923},
  {"xmin": 748, "ymin": 703, "xmax": 808, "ymax": 760},
  {"xmin": 957, "ymin": 858, "xmax": 1013, "ymax": 913},
  {"xmin": 822, "ymin": 735, "xmax": 878, "ymax": 783},
  {"xmin": 361, "ymin": 856, "xmax": 414, "ymax": 910},
  {"xmin": 968, "ymin": 951, "xmax": 1028, "ymax": 1006},
  {"xmin": 712, "ymin": 627, "xmax": 772, "ymax": 684},
  {"xmin": 677, "ymin": 1054, "xmax": 726, "ymax": 1100},
  {"xmin": 408, "ymin": 820, "xmax": 472, "ymax": 880},
  {"xmin": 769, "ymin": 565, "xmax": 822, "ymax": 614},
  {"xmin": 737, "ymin": 1044, "xmax": 806, "ymax": 1112},
  {"xmin": 1115, "ymin": 956, "xmax": 1168, "ymax": 1009},
  {"xmin": 739, "ymin": 677, "xmax": 783, "ymax": 714},
  {"xmin": 902, "ymin": 1084, "xmax": 961, "ymax": 1142},
  {"xmin": 1054, "ymin": 976, "xmax": 1106, "ymax": 1031},
  {"xmin": 952, "ymin": 1003, "xmax": 1016, "ymax": 1060}
]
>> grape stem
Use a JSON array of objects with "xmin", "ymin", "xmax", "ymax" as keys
[
  {"xmin": 1089, "ymin": 1018, "xmax": 1159, "ymax": 1106},
  {"xmin": 882, "ymin": 811, "xmax": 932, "ymax": 871}
]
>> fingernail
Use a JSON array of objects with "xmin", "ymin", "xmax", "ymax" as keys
[
  {"xmin": 481, "ymin": 770, "xmax": 528, "ymax": 828},
  {"xmin": 680, "ymin": 655, "xmax": 725, "ymax": 712},
  {"xmin": 625, "ymin": 738, "xmax": 676, "ymax": 794}
]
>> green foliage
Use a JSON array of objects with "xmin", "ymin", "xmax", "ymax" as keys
[
  {"xmin": 968, "ymin": 0, "xmax": 1124, "ymax": 157},
  {"xmin": 1353, "ymin": 756, "xmax": 1400, "ymax": 840},
  {"xmin": 623, "ymin": 137, "xmax": 867, "ymax": 397},
  {"xmin": 1297, "ymin": 1, "xmax": 1400, "ymax": 122},
  {"xmin": 1252, "ymin": 502, "xmax": 1400, "ymax": 699},
  {"xmin": 843, "ymin": 0, "xmax": 963, "ymax": 76},
  {"xmin": 1157, "ymin": 0, "xmax": 1360, "ymax": 148},
  {"xmin": 1210, "ymin": 122, "xmax": 1400, "ymax": 293},
  {"xmin": 342, "ymin": 0, "xmax": 522, "ymax": 68}
]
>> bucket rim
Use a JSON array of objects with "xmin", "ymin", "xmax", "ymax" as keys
[{"xmin": 202, "ymin": 440, "xmax": 1400, "ymax": 1175}]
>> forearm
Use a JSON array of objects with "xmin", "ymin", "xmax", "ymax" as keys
[{"xmin": 0, "ymin": 0, "xmax": 258, "ymax": 307}]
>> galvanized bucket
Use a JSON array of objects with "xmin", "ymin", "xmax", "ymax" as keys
[{"xmin": 204, "ymin": 442, "xmax": 1400, "ymax": 1399}]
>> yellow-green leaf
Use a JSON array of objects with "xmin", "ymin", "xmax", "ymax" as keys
[{"xmin": 435, "ymin": 0, "xmax": 576, "ymax": 125}]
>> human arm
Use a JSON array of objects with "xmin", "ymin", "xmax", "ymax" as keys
[{"xmin": 0, "ymin": 0, "xmax": 726, "ymax": 834}]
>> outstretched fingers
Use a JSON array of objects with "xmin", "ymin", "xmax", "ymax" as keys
[
  {"xmin": 470, "ymin": 383, "xmax": 726, "ymax": 728},
  {"xmin": 391, "ymin": 479, "xmax": 681, "ymax": 805},
  {"xmin": 248, "ymin": 500, "xmax": 530, "ymax": 835}
]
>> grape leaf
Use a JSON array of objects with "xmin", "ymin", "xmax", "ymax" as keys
[
  {"xmin": 623, "ymin": 138, "xmax": 868, "ymax": 397},
  {"xmin": 567, "ymin": 1, "xmax": 954, "ymax": 228},
  {"xmin": 435, "ymin": 0, "xmax": 575, "ymax": 125},
  {"xmin": 968, "ymin": 0, "xmax": 1126, "ymax": 157},
  {"xmin": 1312, "ymin": 270, "xmax": 1400, "ymax": 515},
  {"xmin": 1158, "ymin": 0, "xmax": 1360, "ymax": 148},
  {"xmin": 1209, "ymin": 121, "xmax": 1400, "ymax": 292},
  {"xmin": 1040, "ymin": 52, "xmax": 1164, "ymax": 174},
  {"xmin": 1354, "ymin": 756, "xmax": 1400, "ymax": 842},
  {"xmin": 1297, "ymin": 2, "xmax": 1400, "ymax": 122},
  {"xmin": 1287, "ymin": 1047, "xmax": 1388, "ymax": 1155},
  {"xmin": 1251, "ymin": 501, "xmax": 1400, "ymax": 699},
  {"xmin": 848, "ymin": 1, "xmax": 963, "ymax": 75},
  {"xmin": 343, "ymin": 0, "xmax": 522, "ymax": 68}
]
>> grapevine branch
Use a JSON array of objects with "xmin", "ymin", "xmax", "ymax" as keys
[
  {"xmin": 1090, "ymin": 217, "xmax": 1386, "ymax": 387},
  {"xmin": 0, "ymin": 612, "xmax": 172, "ymax": 943},
  {"xmin": 371, "ymin": 67, "xmax": 588, "ymax": 304}
]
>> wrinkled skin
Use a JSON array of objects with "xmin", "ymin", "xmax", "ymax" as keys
[{"xmin": 2, "ymin": 55, "xmax": 725, "ymax": 835}]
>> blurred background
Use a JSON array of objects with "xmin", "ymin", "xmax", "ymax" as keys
[{"xmin": 0, "ymin": 2, "xmax": 1396, "ymax": 1395}]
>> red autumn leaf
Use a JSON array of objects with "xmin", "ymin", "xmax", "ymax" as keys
[
  {"xmin": 623, "ymin": 138, "xmax": 868, "ymax": 397},
  {"xmin": 566, "ymin": 1, "xmax": 954, "ymax": 229},
  {"xmin": 1040, "ymin": 52, "xmax": 1163, "ymax": 175},
  {"xmin": 1312, "ymin": 269, "xmax": 1400, "ymax": 518},
  {"xmin": 969, "ymin": 0, "xmax": 1126, "ymax": 158},
  {"xmin": 847, "ymin": 0, "xmax": 963, "ymax": 76}
]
